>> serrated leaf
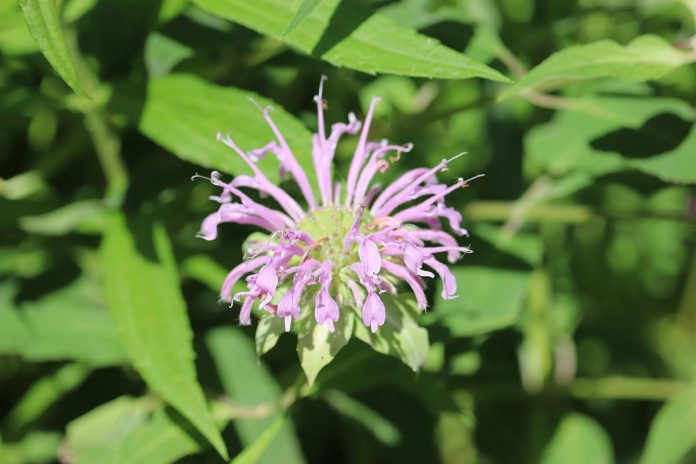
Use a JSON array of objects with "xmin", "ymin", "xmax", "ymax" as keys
[
  {"xmin": 256, "ymin": 315, "xmax": 286, "ymax": 356},
  {"xmin": 193, "ymin": 0, "xmax": 509, "ymax": 81},
  {"xmin": 283, "ymin": 0, "xmax": 322, "ymax": 36},
  {"xmin": 138, "ymin": 74, "xmax": 313, "ymax": 181},
  {"xmin": 0, "ymin": 279, "xmax": 126, "ymax": 366},
  {"xmin": 18, "ymin": 0, "xmax": 86, "ymax": 95},
  {"xmin": 101, "ymin": 213, "xmax": 228, "ymax": 460},
  {"xmin": 206, "ymin": 327, "xmax": 305, "ymax": 464},
  {"xmin": 354, "ymin": 294, "xmax": 429, "ymax": 372},
  {"xmin": 298, "ymin": 311, "xmax": 354, "ymax": 386},
  {"xmin": 436, "ymin": 266, "xmax": 530, "ymax": 337},
  {"xmin": 641, "ymin": 388, "xmax": 696, "ymax": 464},
  {"xmin": 541, "ymin": 414, "xmax": 614, "ymax": 464},
  {"xmin": 501, "ymin": 35, "xmax": 691, "ymax": 99},
  {"xmin": 66, "ymin": 396, "xmax": 204, "ymax": 464}
]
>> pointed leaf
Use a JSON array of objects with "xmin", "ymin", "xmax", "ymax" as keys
[
  {"xmin": 101, "ymin": 213, "xmax": 228, "ymax": 460},
  {"xmin": 18, "ymin": 0, "xmax": 87, "ymax": 95},
  {"xmin": 137, "ymin": 74, "xmax": 313, "ymax": 180},
  {"xmin": 193, "ymin": 0, "xmax": 509, "ymax": 81},
  {"xmin": 0, "ymin": 279, "xmax": 126, "ymax": 366},
  {"xmin": 206, "ymin": 327, "xmax": 306, "ymax": 464},
  {"xmin": 231, "ymin": 416, "xmax": 286, "ymax": 464},
  {"xmin": 256, "ymin": 315, "xmax": 286, "ymax": 356},
  {"xmin": 642, "ymin": 388, "xmax": 696, "ymax": 464},
  {"xmin": 541, "ymin": 414, "xmax": 614, "ymax": 464},
  {"xmin": 354, "ymin": 294, "xmax": 429, "ymax": 372},
  {"xmin": 297, "ymin": 312, "xmax": 354, "ymax": 386},
  {"xmin": 501, "ymin": 35, "xmax": 692, "ymax": 99},
  {"xmin": 283, "ymin": 0, "xmax": 322, "ymax": 36}
]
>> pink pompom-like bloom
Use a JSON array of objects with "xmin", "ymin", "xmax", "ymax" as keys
[{"xmin": 197, "ymin": 77, "xmax": 479, "ymax": 333}]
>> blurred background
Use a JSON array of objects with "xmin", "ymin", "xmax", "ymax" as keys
[{"xmin": 1, "ymin": 0, "xmax": 696, "ymax": 463}]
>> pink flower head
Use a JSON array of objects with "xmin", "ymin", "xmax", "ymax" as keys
[{"xmin": 197, "ymin": 76, "xmax": 479, "ymax": 333}]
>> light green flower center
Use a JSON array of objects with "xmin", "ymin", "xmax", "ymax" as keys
[{"xmin": 296, "ymin": 207, "xmax": 373, "ymax": 270}]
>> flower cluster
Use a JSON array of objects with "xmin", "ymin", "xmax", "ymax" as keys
[{"xmin": 198, "ymin": 77, "xmax": 479, "ymax": 334}]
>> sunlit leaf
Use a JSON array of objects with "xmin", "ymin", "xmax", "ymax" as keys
[
  {"xmin": 435, "ymin": 266, "xmax": 530, "ymax": 337},
  {"xmin": 541, "ymin": 414, "xmax": 614, "ymax": 464},
  {"xmin": 193, "ymin": 0, "xmax": 509, "ymax": 81},
  {"xmin": 642, "ymin": 388, "xmax": 696, "ymax": 464},
  {"xmin": 631, "ymin": 125, "xmax": 696, "ymax": 184},
  {"xmin": 66, "ymin": 396, "xmax": 204, "ymax": 464},
  {"xmin": 138, "ymin": 74, "xmax": 313, "ymax": 180},
  {"xmin": 255, "ymin": 314, "xmax": 286, "ymax": 356},
  {"xmin": 18, "ymin": 0, "xmax": 87, "ymax": 94},
  {"xmin": 283, "ymin": 0, "xmax": 322, "ymax": 36},
  {"xmin": 354, "ymin": 294, "xmax": 429, "ymax": 372},
  {"xmin": 298, "ymin": 311, "xmax": 354, "ymax": 386},
  {"xmin": 525, "ymin": 96, "xmax": 696, "ymax": 183},
  {"xmin": 101, "ymin": 213, "xmax": 228, "ymax": 460},
  {"xmin": 0, "ymin": 2, "xmax": 37, "ymax": 55},
  {"xmin": 501, "ymin": 35, "xmax": 692, "ymax": 99}
]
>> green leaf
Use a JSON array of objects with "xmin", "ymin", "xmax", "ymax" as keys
[
  {"xmin": 0, "ymin": 279, "xmax": 126, "ymax": 366},
  {"xmin": 231, "ymin": 416, "xmax": 286, "ymax": 464},
  {"xmin": 283, "ymin": 0, "xmax": 322, "ymax": 36},
  {"xmin": 298, "ymin": 311, "xmax": 354, "ymax": 386},
  {"xmin": 630, "ymin": 125, "xmax": 696, "ymax": 184},
  {"xmin": 525, "ymin": 96, "xmax": 696, "ymax": 182},
  {"xmin": 322, "ymin": 390, "xmax": 401, "ymax": 446},
  {"xmin": 436, "ymin": 266, "xmax": 531, "ymax": 337},
  {"xmin": 541, "ymin": 414, "xmax": 614, "ymax": 464},
  {"xmin": 192, "ymin": 0, "xmax": 509, "ymax": 81},
  {"xmin": 19, "ymin": 199, "xmax": 108, "ymax": 236},
  {"xmin": 501, "ymin": 35, "xmax": 692, "ymax": 99},
  {"xmin": 642, "ymin": 388, "xmax": 696, "ymax": 464},
  {"xmin": 4, "ymin": 363, "xmax": 92, "ymax": 437},
  {"xmin": 256, "ymin": 314, "xmax": 286, "ymax": 356},
  {"xmin": 17, "ymin": 0, "xmax": 86, "ymax": 95},
  {"xmin": 138, "ymin": 74, "xmax": 313, "ymax": 180},
  {"xmin": 144, "ymin": 33, "xmax": 194, "ymax": 77},
  {"xmin": 66, "ymin": 396, "xmax": 204, "ymax": 464},
  {"xmin": 205, "ymin": 327, "xmax": 306, "ymax": 464},
  {"xmin": 180, "ymin": 254, "xmax": 229, "ymax": 292},
  {"xmin": 101, "ymin": 213, "xmax": 228, "ymax": 460},
  {"xmin": 354, "ymin": 294, "xmax": 430, "ymax": 372},
  {"xmin": 0, "ymin": 431, "xmax": 61, "ymax": 464},
  {"xmin": 0, "ymin": 2, "xmax": 37, "ymax": 55}
]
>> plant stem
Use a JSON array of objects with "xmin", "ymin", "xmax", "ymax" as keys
[
  {"xmin": 83, "ymin": 110, "xmax": 128, "ymax": 205},
  {"xmin": 465, "ymin": 200, "xmax": 696, "ymax": 224}
]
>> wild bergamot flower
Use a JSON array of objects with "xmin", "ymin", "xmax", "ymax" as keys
[{"xmin": 197, "ymin": 77, "xmax": 479, "ymax": 335}]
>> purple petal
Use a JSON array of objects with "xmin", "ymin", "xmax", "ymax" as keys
[
  {"xmin": 363, "ymin": 291, "xmax": 386, "ymax": 333},
  {"xmin": 359, "ymin": 238, "xmax": 382, "ymax": 276}
]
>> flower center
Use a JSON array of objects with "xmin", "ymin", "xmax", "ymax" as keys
[{"xmin": 296, "ymin": 207, "xmax": 373, "ymax": 269}]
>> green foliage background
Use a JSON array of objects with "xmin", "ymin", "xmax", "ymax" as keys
[{"xmin": 2, "ymin": 0, "xmax": 696, "ymax": 462}]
